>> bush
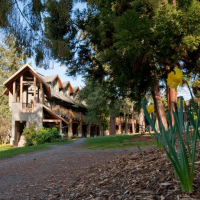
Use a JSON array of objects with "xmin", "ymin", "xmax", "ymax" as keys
[
  {"xmin": 22, "ymin": 123, "xmax": 37, "ymax": 146},
  {"xmin": 23, "ymin": 125, "xmax": 62, "ymax": 146},
  {"xmin": 33, "ymin": 127, "xmax": 61, "ymax": 145},
  {"xmin": 69, "ymin": 134, "xmax": 77, "ymax": 139}
]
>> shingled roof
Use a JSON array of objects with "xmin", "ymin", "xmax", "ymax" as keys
[
  {"xmin": 51, "ymin": 90, "xmax": 76, "ymax": 105},
  {"xmin": 72, "ymin": 86, "xmax": 79, "ymax": 93},
  {"xmin": 42, "ymin": 74, "xmax": 58, "ymax": 83},
  {"xmin": 62, "ymin": 81, "xmax": 70, "ymax": 88}
]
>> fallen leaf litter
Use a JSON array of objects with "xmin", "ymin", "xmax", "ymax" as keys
[{"xmin": 56, "ymin": 144, "xmax": 200, "ymax": 200}]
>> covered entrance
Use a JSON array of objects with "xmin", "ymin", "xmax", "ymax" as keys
[{"xmin": 15, "ymin": 121, "xmax": 26, "ymax": 146}]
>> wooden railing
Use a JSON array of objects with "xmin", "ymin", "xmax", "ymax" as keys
[
  {"xmin": 22, "ymin": 103, "xmax": 34, "ymax": 113},
  {"xmin": 51, "ymin": 105, "xmax": 86, "ymax": 120},
  {"xmin": 115, "ymin": 117, "xmax": 136, "ymax": 124}
]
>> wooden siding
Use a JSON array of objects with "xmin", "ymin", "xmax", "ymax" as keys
[{"xmin": 51, "ymin": 106, "xmax": 85, "ymax": 121}]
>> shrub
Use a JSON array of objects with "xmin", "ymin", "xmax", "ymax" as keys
[
  {"xmin": 23, "ymin": 125, "xmax": 62, "ymax": 146},
  {"xmin": 33, "ymin": 127, "xmax": 61, "ymax": 145},
  {"xmin": 22, "ymin": 123, "xmax": 37, "ymax": 146},
  {"xmin": 69, "ymin": 134, "xmax": 77, "ymax": 139}
]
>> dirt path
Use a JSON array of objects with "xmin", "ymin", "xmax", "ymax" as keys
[{"xmin": 0, "ymin": 139, "xmax": 154, "ymax": 199}]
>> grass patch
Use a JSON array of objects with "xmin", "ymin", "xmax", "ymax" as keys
[
  {"xmin": 0, "ymin": 139, "xmax": 75, "ymax": 159},
  {"xmin": 85, "ymin": 135, "xmax": 155, "ymax": 150}
]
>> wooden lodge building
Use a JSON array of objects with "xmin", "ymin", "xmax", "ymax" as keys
[{"xmin": 3, "ymin": 64, "xmax": 139, "ymax": 146}]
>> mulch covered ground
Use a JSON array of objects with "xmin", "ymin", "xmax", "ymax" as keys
[
  {"xmin": 56, "ymin": 143, "xmax": 200, "ymax": 200},
  {"xmin": 129, "ymin": 134, "xmax": 154, "ymax": 143}
]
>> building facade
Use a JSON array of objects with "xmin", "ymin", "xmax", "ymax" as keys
[{"xmin": 3, "ymin": 64, "xmax": 139, "ymax": 146}]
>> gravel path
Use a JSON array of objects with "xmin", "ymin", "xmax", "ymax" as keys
[{"xmin": 0, "ymin": 139, "xmax": 154, "ymax": 199}]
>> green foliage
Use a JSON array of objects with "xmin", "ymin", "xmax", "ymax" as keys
[
  {"xmin": 77, "ymin": 80, "xmax": 120, "ymax": 129},
  {"xmin": 2, "ymin": 1, "xmax": 200, "ymax": 111},
  {"xmin": 0, "ymin": 144, "xmax": 13, "ymax": 148},
  {"xmin": 0, "ymin": 34, "xmax": 27, "ymax": 88},
  {"xmin": 23, "ymin": 124, "xmax": 61, "ymax": 146},
  {"xmin": 0, "ymin": 140, "xmax": 74, "ymax": 159},
  {"xmin": 143, "ymin": 91, "xmax": 198, "ymax": 192},
  {"xmin": 69, "ymin": 134, "xmax": 77, "ymax": 139},
  {"xmin": 161, "ymin": 97, "xmax": 168, "ymax": 111},
  {"xmin": 0, "ymin": 144, "xmax": 50, "ymax": 159},
  {"xmin": 0, "ymin": 104, "xmax": 11, "ymax": 144},
  {"xmin": 85, "ymin": 134, "xmax": 155, "ymax": 150},
  {"xmin": 34, "ymin": 127, "xmax": 61, "ymax": 145},
  {"xmin": 22, "ymin": 123, "xmax": 37, "ymax": 146},
  {"xmin": 0, "ymin": 34, "xmax": 27, "ymax": 144}
]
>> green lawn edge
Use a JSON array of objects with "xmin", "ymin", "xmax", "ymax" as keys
[
  {"xmin": 85, "ymin": 134, "xmax": 156, "ymax": 150},
  {"xmin": 0, "ymin": 139, "xmax": 75, "ymax": 159}
]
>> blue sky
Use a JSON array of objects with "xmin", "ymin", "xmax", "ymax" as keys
[
  {"xmin": 31, "ymin": 61, "xmax": 85, "ymax": 88},
  {"xmin": 0, "ymin": 1, "xmax": 192, "ymax": 100},
  {"xmin": 31, "ymin": 2, "xmax": 87, "ymax": 88}
]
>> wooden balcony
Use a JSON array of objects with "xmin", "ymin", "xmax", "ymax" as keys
[
  {"xmin": 51, "ymin": 105, "xmax": 85, "ymax": 121},
  {"xmin": 115, "ymin": 117, "xmax": 136, "ymax": 124},
  {"xmin": 21, "ymin": 103, "xmax": 34, "ymax": 113}
]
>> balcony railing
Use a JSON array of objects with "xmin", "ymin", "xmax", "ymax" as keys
[
  {"xmin": 116, "ymin": 117, "xmax": 136, "ymax": 124},
  {"xmin": 22, "ymin": 103, "xmax": 34, "ymax": 113},
  {"xmin": 51, "ymin": 106, "xmax": 85, "ymax": 120}
]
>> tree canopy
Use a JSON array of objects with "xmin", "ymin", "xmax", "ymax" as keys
[{"xmin": 1, "ymin": 0, "xmax": 200, "ymax": 111}]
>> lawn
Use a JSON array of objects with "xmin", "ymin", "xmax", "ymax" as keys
[
  {"xmin": 0, "ymin": 139, "xmax": 75, "ymax": 159},
  {"xmin": 85, "ymin": 134, "xmax": 155, "ymax": 150}
]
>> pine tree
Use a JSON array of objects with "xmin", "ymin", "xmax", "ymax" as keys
[{"xmin": 0, "ymin": 34, "xmax": 26, "ymax": 144}]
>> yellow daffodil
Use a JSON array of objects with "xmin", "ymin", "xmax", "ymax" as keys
[
  {"xmin": 147, "ymin": 105, "xmax": 154, "ymax": 114},
  {"xmin": 177, "ymin": 98, "xmax": 185, "ymax": 109},
  {"xmin": 167, "ymin": 67, "xmax": 183, "ymax": 91}
]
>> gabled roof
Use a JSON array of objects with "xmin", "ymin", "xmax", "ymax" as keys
[
  {"xmin": 72, "ymin": 86, "xmax": 79, "ymax": 93},
  {"xmin": 3, "ymin": 88, "xmax": 9, "ymax": 96},
  {"xmin": 51, "ymin": 90, "xmax": 76, "ymax": 104},
  {"xmin": 62, "ymin": 81, "xmax": 70, "ymax": 88},
  {"xmin": 43, "ymin": 74, "xmax": 63, "ymax": 89},
  {"xmin": 43, "ymin": 74, "xmax": 57, "ymax": 83},
  {"xmin": 3, "ymin": 63, "xmax": 51, "ymax": 98},
  {"xmin": 43, "ymin": 105, "xmax": 69, "ymax": 125},
  {"xmin": 61, "ymin": 81, "xmax": 73, "ymax": 93}
]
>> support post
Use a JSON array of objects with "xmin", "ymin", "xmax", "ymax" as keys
[
  {"xmin": 20, "ymin": 76, "xmax": 23, "ymax": 111},
  {"xmin": 13, "ymin": 81, "xmax": 16, "ymax": 102},
  {"xmin": 37, "ymin": 86, "xmax": 40, "ymax": 102},
  {"xmin": 78, "ymin": 121, "xmax": 82, "ymax": 137},
  {"xmin": 40, "ymin": 83, "xmax": 44, "ymax": 104},
  {"xmin": 34, "ymin": 76, "xmax": 36, "ymax": 104},
  {"xmin": 20, "ymin": 76, "xmax": 23, "ymax": 103},
  {"xmin": 59, "ymin": 120, "xmax": 62, "ymax": 134},
  {"xmin": 128, "ymin": 124, "xmax": 130, "ymax": 134},
  {"xmin": 86, "ymin": 124, "xmax": 91, "ymax": 137},
  {"xmin": 119, "ymin": 123, "xmax": 121, "ymax": 134},
  {"xmin": 68, "ymin": 119, "xmax": 73, "ymax": 137},
  {"xmin": 26, "ymin": 90, "xmax": 28, "ymax": 105},
  {"xmin": 106, "ymin": 129, "xmax": 110, "ymax": 136}
]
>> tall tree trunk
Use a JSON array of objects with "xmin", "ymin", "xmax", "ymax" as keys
[
  {"xmin": 151, "ymin": 81, "xmax": 168, "ymax": 130},
  {"xmin": 131, "ymin": 103, "xmax": 135, "ymax": 134},
  {"xmin": 139, "ymin": 108, "xmax": 145, "ymax": 134},
  {"xmin": 109, "ymin": 116, "xmax": 116, "ymax": 135}
]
